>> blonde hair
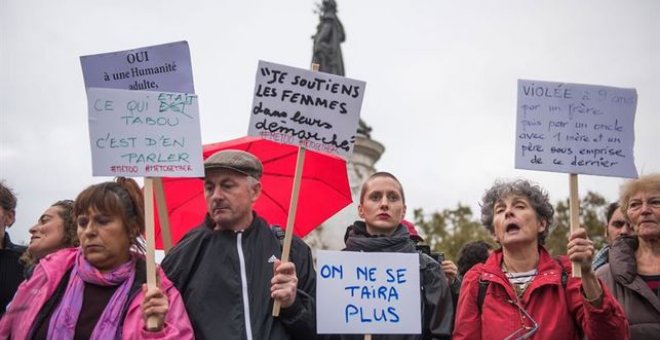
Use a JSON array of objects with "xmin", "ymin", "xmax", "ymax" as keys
[{"xmin": 619, "ymin": 173, "xmax": 660, "ymax": 221}]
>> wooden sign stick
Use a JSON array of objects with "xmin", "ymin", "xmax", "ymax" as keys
[
  {"xmin": 143, "ymin": 177, "xmax": 161, "ymax": 330},
  {"xmin": 272, "ymin": 62, "xmax": 320, "ymax": 317},
  {"xmin": 272, "ymin": 145, "xmax": 307, "ymax": 316},
  {"xmin": 153, "ymin": 178, "xmax": 173, "ymax": 253},
  {"xmin": 569, "ymin": 174, "xmax": 582, "ymax": 278}
]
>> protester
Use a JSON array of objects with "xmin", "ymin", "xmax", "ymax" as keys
[
  {"xmin": 596, "ymin": 173, "xmax": 660, "ymax": 339},
  {"xmin": 456, "ymin": 240, "xmax": 493, "ymax": 277},
  {"xmin": 403, "ymin": 219, "xmax": 461, "ymax": 313},
  {"xmin": 0, "ymin": 177, "xmax": 193, "ymax": 339},
  {"xmin": 20, "ymin": 199, "xmax": 79, "ymax": 278},
  {"xmin": 337, "ymin": 171, "xmax": 453, "ymax": 339},
  {"xmin": 592, "ymin": 202, "xmax": 632, "ymax": 271},
  {"xmin": 161, "ymin": 150, "xmax": 316, "ymax": 340},
  {"xmin": 454, "ymin": 179, "xmax": 629, "ymax": 339},
  {"xmin": 0, "ymin": 181, "xmax": 25, "ymax": 316}
]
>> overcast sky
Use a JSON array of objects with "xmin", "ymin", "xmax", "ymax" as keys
[{"xmin": 1, "ymin": 0, "xmax": 658, "ymax": 245}]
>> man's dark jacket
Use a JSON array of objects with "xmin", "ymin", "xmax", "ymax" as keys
[
  {"xmin": 0, "ymin": 232, "xmax": 26, "ymax": 316},
  {"xmin": 161, "ymin": 214, "xmax": 316, "ymax": 340}
]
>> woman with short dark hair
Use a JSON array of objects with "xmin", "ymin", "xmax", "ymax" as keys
[{"xmin": 454, "ymin": 179, "xmax": 629, "ymax": 339}]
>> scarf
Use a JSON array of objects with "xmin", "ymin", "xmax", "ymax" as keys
[
  {"xmin": 47, "ymin": 249, "xmax": 136, "ymax": 340},
  {"xmin": 344, "ymin": 221, "xmax": 417, "ymax": 253}
]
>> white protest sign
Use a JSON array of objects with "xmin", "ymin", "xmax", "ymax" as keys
[
  {"xmin": 316, "ymin": 250, "xmax": 421, "ymax": 334},
  {"xmin": 515, "ymin": 79, "xmax": 638, "ymax": 178},
  {"xmin": 87, "ymin": 88, "xmax": 203, "ymax": 177},
  {"xmin": 248, "ymin": 60, "xmax": 365, "ymax": 159},
  {"xmin": 80, "ymin": 41, "xmax": 194, "ymax": 93}
]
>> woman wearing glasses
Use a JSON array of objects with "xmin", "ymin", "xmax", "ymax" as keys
[
  {"xmin": 597, "ymin": 173, "xmax": 660, "ymax": 339},
  {"xmin": 454, "ymin": 179, "xmax": 628, "ymax": 340},
  {"xmin": 0, "ymin": 178, "xmax": 193, "ymax": 339},
  {"xmin": 20, "ymin": 200, "xmax": 78, "ymax": 278}
]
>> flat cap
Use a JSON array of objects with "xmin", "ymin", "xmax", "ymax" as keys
[{"xmin": 204, "ymin": 150, "xmax": 263, "ymax": 179}]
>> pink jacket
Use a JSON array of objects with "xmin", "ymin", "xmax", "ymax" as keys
[
  {"xmin": 0, "ymin": 248, "xmax": 194, "ymax": 339},
  {"xmin": 453, "ymin": 247, "xmax": 629, "ymax": 340}
]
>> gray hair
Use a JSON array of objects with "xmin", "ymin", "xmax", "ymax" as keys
[{"xmin": 480, "ymin": 179, "xmax": 554, "ymax": 246}]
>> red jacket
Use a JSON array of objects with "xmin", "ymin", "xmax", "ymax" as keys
[{"xmin": 453, "ymin": 247, "xmax": 629, "ymax": 340}]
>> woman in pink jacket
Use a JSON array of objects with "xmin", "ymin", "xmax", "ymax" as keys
[
  {"xmin": 0, "ymin": 177, "xmax": 193, "ymax": 339},
  {"xmin": 453, "ymin": 179, "xmax": 629, "ymax": 340}
]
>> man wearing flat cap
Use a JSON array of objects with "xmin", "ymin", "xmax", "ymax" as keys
[{"xmin": 162, "ymin": 150, "xmax": 316, "ymax": 340}]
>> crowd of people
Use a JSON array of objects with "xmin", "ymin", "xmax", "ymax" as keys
[{"xmin": 0, "ymin": 150, "xmax": 658, "ymax": 339}]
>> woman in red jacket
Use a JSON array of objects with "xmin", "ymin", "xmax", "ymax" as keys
[{"xmin": 453, "ymin": 179, "xmax": 629, "ymax": 340}]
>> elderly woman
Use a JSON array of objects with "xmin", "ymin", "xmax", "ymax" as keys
[
  {"xmin": 0, "ymin": 178, "xmax": 193, "ymax": 339},
  {"xmin": 596, "ymin": 173, "xmax": 660, "ymax": 339},
  {"xmin": 453, "ymin": 179, "xmax": 628, "ymax": 340},
  {"xmin": 20, "ymin": 199, "xmax": 79, "ymax": 278}
]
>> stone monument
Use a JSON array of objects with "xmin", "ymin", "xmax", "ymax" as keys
[{"xmin": 305, "ymin": 0, "xmax": 385, "ymax": 251}]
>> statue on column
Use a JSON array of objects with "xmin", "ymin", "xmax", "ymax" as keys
[
  {"xmin": 312, "ymin": 0, "xmax": 345, "ymax": 76},
  {"xmin": 312, "ymin": 0, "xmax": 371, "ymax": 138}
]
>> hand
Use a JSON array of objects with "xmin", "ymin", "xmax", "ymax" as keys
[
  {"xmin": 441, "ymin": 260, "xmax": 458, "ymax": 283},
  {"xmin": 567, "ymin": 228, "xmax": 595, "ymax": 274},
  {"xmin": 141, "ymin": 283, "xmax": 168, "ymax": 332},
  {"xmin": 271, "ymin": 259, "xmax": 298, "ymax": 308}
]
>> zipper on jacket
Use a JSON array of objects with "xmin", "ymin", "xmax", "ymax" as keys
[{"xmin": 236, "ymin": 232, "xmax": 254, "ymax": 340}]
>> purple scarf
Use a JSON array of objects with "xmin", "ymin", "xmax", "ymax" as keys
[{"xmin": 47, "ymin": 249, "xmax": 136, "ymax": 340}]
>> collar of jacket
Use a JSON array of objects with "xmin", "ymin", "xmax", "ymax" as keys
[
  {"xmin": 2, "ymin": 232, "xmax": 26, "ymax": 252},
  {"xmin": 608, "ymin": 235, "xmax": 660, "ymax": 314},
  {"xmin": 203, "ymin": 211, "xmax": 263, "ymax": 236},
  {"xmin": 343, "ymin": 221, "xmax": 415, "ymax": 253},
  {"xmin": 609, "ymin": 235, "xmax": 639, "ymax": 284},
  {"xmin": 478, "ymin": 246, "xmax": 565, "ymax": 302}
]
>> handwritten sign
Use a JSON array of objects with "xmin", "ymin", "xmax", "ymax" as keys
[
  {"xmin": 86, "ymin": 88, "xmax": 203, "ymax": 177},
  {"xmin": 80, "ymin": 41, "xmax": 194, "ymax": 93},
  {"xmin": 248, "ymin": 60, "xmax": 365, "ymax": 159},
  {"xmin": 316, "ymin": 250, "xmax": 421, "ymax": 334},
  {"xmin": 515, "ymin": 79, "xmax": 637, "ymax": 178}
]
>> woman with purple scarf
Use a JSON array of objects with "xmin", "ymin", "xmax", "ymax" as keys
[{"xmin": 0, "ymin": 178, "xmax": 194, "ymax": 339}]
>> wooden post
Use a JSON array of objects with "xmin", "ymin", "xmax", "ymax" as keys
[
  {"xmin": 153, "ymin": 178, "xmax": 173, "ymax": 253},
  {"xmin": 272, "ymin": 62, "xmax": 320, "ymax": 317},
  {"xmin": 272, "ymin": 146, "xmax": 306, "ymax": 316},
  {"xmin": 569, "ymin": 174, "xmax": 582, "ymax": 278},
  {"xmin": 143, "ymin": 178, "xmax": 161, "ymax": 330}
]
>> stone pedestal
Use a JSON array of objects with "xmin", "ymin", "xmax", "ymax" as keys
[{"xmin": 304, "ymin": 135, "xmax": 385, "ymax": 251}]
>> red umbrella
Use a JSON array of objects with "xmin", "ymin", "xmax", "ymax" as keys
[{"xmin": 153, "ymin": 136, "xmax": 352, "ymax": 249}]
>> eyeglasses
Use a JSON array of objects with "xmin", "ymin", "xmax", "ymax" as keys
[
  {"xmin": 503, "ymin": 299, "xmax": 538, "ymax": 340},
  {"xmin": 628, "ymin": 197, "xmax": 660, "ymax": 212}
]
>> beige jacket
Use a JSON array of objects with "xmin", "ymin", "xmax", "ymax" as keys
[{"xmin": 596, "ymin": 236, "xmax": 660, "ymax": 340}]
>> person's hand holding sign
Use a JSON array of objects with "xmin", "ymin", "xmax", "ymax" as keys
[
  {"xmin": 567, "ymin": 227, "xmax": 603, "ymax": 306},
  {"xmin": 271, "ymin": 259, "xmax": 298, "ymax": 308},
  {"xmin": 141, "ymin": 283, "xmax": 169, "ymax": 331}
]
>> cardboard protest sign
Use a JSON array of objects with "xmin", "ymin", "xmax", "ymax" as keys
[
  {"xmin": 515, "ymin": 79, "xmax": 638, "ymax": 178},
  {"xmin": 80, "ymin": 41, "xmax": 194, "ymax": 93},
  {"xmin": 316, "ymin": 250, "xmax": 421, "ymax": 335},
  {"xmin": 86, "ymin": 87, "xmax": 203, "ymax": 177},
  {"xmin": 248, "ymin": 60, "xmax": 366, "ymax": 159}
]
